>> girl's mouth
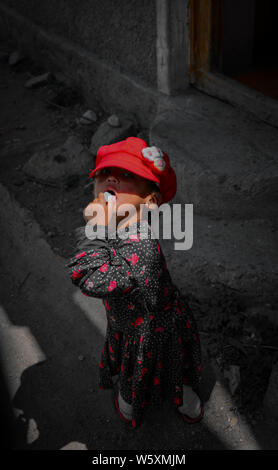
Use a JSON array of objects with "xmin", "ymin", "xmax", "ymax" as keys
[{"xmin": 104, "ymin": 189, "xmax": 117, "ymax": 202}]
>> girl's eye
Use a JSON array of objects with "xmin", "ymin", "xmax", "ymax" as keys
[
  {"xmin": 100, "ymin": 168, "xmax": 110, "ymax": 176},
  {"xmin": 123, "ymin": 171, "xmax": 134, "ymax": 178},
  {"xmin": 95, "ymin": 169, "xmax": 110, "ymax": 177}
]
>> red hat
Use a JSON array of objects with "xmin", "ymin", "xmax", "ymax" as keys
[{"xmin": 89, "ymin": 137, "xmax": 176, "ymax": 203}]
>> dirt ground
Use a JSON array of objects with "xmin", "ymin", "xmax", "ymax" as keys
[
  {"xmin": 0, "ymin": 54, "xmax": 104, "ymax": 259},
  {"xmin": 1, "ymin": 47, "xmax": 278, "ymax": 449}
]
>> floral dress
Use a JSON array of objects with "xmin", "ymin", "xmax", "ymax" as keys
[{"xmin": 67, "ymin": 220, "xmax": 202, "ymax": 428}]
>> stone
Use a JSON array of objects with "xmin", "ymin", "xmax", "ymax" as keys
[
  {"xmin": 23, "ymin": 136, "xmax": 93, "ymax": 181},
  {"xmin": 60, "ymin": 442, "xmax": 88, "ymax": 450},
  {"xmin": 79, "ymin": 109, "xmax": 97, "ymax": 125},
  {"xmin": 230, "ymin": 416, "xmax": 238, "ymax": 427},
  {"xmin": 9, "ymin": 50, "xmax": 25, "ymax": 66},
  {"xmin": 263, "ymin": 362, "xmax": 278, "ymax": 420},
  {"xmin": 90, "ymin": 115, "xmax": 134, "ymax": 155},
  {"xmin": 107, "ymin": 114, "xmax": 120, "ymax": 127},
  {"xmin": 24, "ymin": 72, "xmax": 52, "ymax": 89}
]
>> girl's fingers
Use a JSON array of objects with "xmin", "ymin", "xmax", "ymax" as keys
[
  {"xmin": 98, "ymin": 192, "xmax": 116, "ymax": 212},
  {"xmin": 84, "ymin": 193, "xmax": 117, "ymax": 225},
  {"xmin": 98, "ymin": 192, "xmax": 106, "ymax": 205}
]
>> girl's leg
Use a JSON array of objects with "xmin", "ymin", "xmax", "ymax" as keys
[
  {"xmin": 118, "ymin": 391, "xmax": 133, "ymax": 420},
  {"xmin": 178, "ymin": 385, "xmax": 202, "ymax": 418}
]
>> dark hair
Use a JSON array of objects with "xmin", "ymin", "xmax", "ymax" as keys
[{"xmin": 147, "ymin": 180, "xmax": 161, "ymax": 195}]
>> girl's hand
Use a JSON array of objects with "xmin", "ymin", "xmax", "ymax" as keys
[{"xmin": 83, "ymin": 193, "xmax": 116, "ymax": 226}]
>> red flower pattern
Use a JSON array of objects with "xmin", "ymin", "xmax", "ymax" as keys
[
  {"xmin": 141, "ymin": 367, "xmax": 148, "ymax": 376},
  {"xmin": 126, "ymin": 253, "xmax": 139, "ymax": 266},
  {"xmin": 76, "ymin": 251, "xmax": 86, "ymax": 259},
  {"xmin": 99, "ymin": 262, "xmax": 109, "ymax": 272},
  {"xmin": 155, "ymin": 326, "xmax": 164, "ymax": 333},
  {"xmin": 129, "ymin": 234, "xmax": 140, "ymax": 242},
  {"xmin": 134, "ymin": 317, "xmax": 144, "ymax": 328},
  {"xmin": 123, "ymin": 286, "xmax": 132, "ymax": 293},
  {"xmin": 107, "ymin": 280, "xmax": 117, "ymax": 292},
  {"xmin": 72, "ymin": 269, "xmax": 82, "ymax": 280}
]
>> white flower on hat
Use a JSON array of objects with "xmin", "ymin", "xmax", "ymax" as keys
[{"xmin": 141, "ymin": 146, "xmax": 166, "ymax": 171}]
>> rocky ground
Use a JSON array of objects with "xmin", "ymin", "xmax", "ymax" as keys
[{"xmin": 0, "ymin": 44, "xmax": 278, "ymax": 450}]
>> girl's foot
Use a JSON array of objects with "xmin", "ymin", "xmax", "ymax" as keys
[{"xmin": 178, "ymin": 385, "xmax": 204, "ymax": 423}]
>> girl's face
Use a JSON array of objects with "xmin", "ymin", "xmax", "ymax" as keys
[{"xmin": 94, "ymin": 167, "xmax": 155, "ymax": 212}]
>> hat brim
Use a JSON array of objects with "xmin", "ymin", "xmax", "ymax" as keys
[{"xmin": 89, "ymin": 153, "xmax": 160, "ymax": 184}]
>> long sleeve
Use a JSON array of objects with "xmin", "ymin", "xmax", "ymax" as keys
[
  {"xmin": 67, "ymin": 222, "xmax": 170, "ymax": 311},
  {"xmin": 67, "ymin": 226, "xmax": 139, "ymax": 298}
]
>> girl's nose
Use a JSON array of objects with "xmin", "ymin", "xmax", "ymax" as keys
[{"xmin": 106, "ymin": 172, "xmax": 119, "ymax": 183}]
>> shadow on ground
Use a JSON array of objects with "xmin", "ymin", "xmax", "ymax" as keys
[{"xmin": 0, "ymin": 265, "xmax": 225, "ymax": 450}]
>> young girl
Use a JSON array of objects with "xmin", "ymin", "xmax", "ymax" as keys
[{"xmin": 67, "ymin": 137, "xmax": 203, "ymax": 428}]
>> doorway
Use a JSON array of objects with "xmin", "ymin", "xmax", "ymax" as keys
[
  {"xmin": 189, "ymin": 0, "xmax": 278, "ymax": 99},
  {"xmin": 223, "ymin": 0, "xmax": 278, "ymax": 99}
]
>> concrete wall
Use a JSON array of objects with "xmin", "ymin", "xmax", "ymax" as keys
[
  {"xmin": 2, "ymin": 0, "xmax": 157, "ymax": 87},
  {"xmin": 0, "ymin": 0, "xmax": 158, "ymax": 125}
]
